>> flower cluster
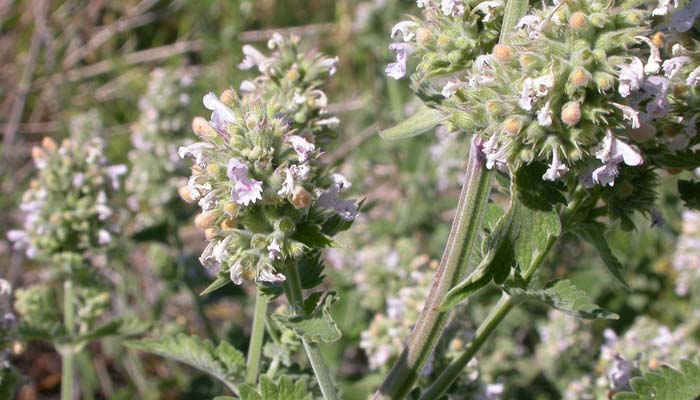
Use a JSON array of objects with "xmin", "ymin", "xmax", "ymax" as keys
[
  {"xmin": 7, "ymin": 115, "xmax": 126, "ymax": 269},
  {"xmin": 386, "ymin": 0, "xmax": 503, "ymax": 83},
  {"xmin": 125, "ymin": 67, "xmax": 194, "ymax": 230},
  {"xmin": 0, "ymin": 279, "xmax": 16, "ymax": 369},
  {"xmin": 180, "ymin": 36, "xmax": 358, "ymax": 287}
]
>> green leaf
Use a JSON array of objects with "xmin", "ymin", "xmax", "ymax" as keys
[
  {"xmin": 514, "ymin": 162, "xmax": 567, "ymax": 211},
  {"xmin": 379, "ymin": 107, "xmax": 444, "ymax": 141},
  {"xmin": 440, "ymin": 197, "xmax": 561, "ymax": 310},
  {"xmin": 125, "ymin": 333, "xmax": 245, "ymax": 393},
  {"xmin": 274, "ymin": 292, "xmax": 342, "ymax": 343},
  {"xmin": 298, "ymin": 251, "xmax": 326, "ymax": 290},
  {"xmin": 78, "ymin": 317, "xmax": 150, "ymax": 342},
  {"xmin": 240, "ymin": 376, "xmax": 313, "ymax": 400},
  {"xmin": 292, "ymin": 220, "xmax": 337, "ymax": 249},
  {"xmin": 650, "ymin": 148, "xmax": 700, "ymax": 169},
  {"xmin": 504, "ymin": 279, "xmax": 618, "ymax": 319},
  {"xmin": 0, "ymin": 368, "xmax": 20, "ymax": 400},
  {"xmin": 201, "ymin": 273, "xmax": 231, "ymax": 295},
  {"xmin": 613, "ymin": 360, "xmax": 700, "ymax": 400},
  {"xmin": 678, "ymin": 180, "xmax": 700, "ymax": 210},
  {"xmin": 571, "ymin": 222, "xmax": 629, "ymax": 288}
]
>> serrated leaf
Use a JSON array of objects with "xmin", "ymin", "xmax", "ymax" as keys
[
  {"xmin": 572, "ymin": 222, "xmax": 629, "ymax": 288},
  {"xmin": 78, "ymin": 316, "xmax": 150, "ymax": 342},
  {"xmin": 379, "ymin": 107, "xmax": 444, "ymax": 141},
  {"xmin": 514, "ymin": 162, "xmax": 567, "ymax": 211},
  {"xmin": 298, "ymin": 251, "xmax": 326, "ymax": 290},
  {"xmin": 678, "ymin": 180, "xmax": 700, "ymax": 211},
  {"xmin": 240, "ymin": 376, "xmax": 313, "ymax": 400},
  {"xmin": 613, "ymin": 359, "xmax": 700, "ymax": 400},
  {"xmin": 440, "ymin": 196, "xmax": 561, "ymax": 310},
  {"xmin": 292, "ymin": 220, "xmax": 337, "ymax": 249},
  {"xmin": 505, "ymin": 279, "xmax": 618, "ymax": 319},
  {"xmin": 650, "ymin": 148, "xmax": 700, "ymax": 169},
  {"xmin": 201, "ymin": 273, "xmax": 231, "ymax": 295},
  {"xmin": 125, "ymin": 333, "xmax": 245, "ymax": 394},
  {"xmin": 274, "ymin": 292, "xmax": 341, "ymax": 343}
]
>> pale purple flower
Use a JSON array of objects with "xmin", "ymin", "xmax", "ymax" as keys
[
  {"xmin": 317, "ymin": 184, "xmax": 359, "ymax": 221},
  {"xmin": 542, "ymin": 147, "xmax": 568, "ymax": 181},
  {"xmin": 320, "ymin": 56, "xmax": 340, "ymax": 76},
  {"xmin": 613, "ymin": 103, "xmax": 640, "ymax": 129},
  {"xmin": 686, "ymin": 66, "xmax": 700, "ymax": 86},
  {"xmin": 106, "ymin": 164, "xmax": 128, "ymax": 190},
  {"xmin": 636, "ymin": 36, "xmax": 662, "ymax": 74},
  {"xmin": 199, "ymin": 241, "xmax": 220, "ymax": 269},
  {"xmin": 238, "ymin": 45, "xmax": 269, "ymax": 71},
  {"xmin": 331, "ymin": 173, "xmax": 352, "ymax": 189},
  {"xmin": 386, "ymin": 43, "xmax": 414, "ymax": 80},
  {"xmin": 198, "ymin": 189, "xmax": 220, "ymax": 212},
  {"xmin": 591, "ymin": 130, "xmax": 643, "ymax": 186},
  {"xmin": 229, "ymin": 261, "xmax": 244, "ymax": 284},
  {"xmin": 227, "ymin": 158, "xmax": 248, "ymax": 181},
  {"xmin": 617, "ymin": 58, "xmax": 645, "ymax": 97},
  {"xmin": 258, "ymin": 266, "xmax": 286, "ymax": 283},
  {"xmin": 668, "ymin": 134, "xmax": 689, "ymax": 151},
  {"xmin": 231, "ymin": 177, "xmax": 263, "ymax": 206},
  {"xmin": 653, "ymin": 0, "xmax": 678, "ymax": 15},
  {"xmin": 441, "ymin": 0, "xmax": 465, "ymax": 16},
  {"xmin": 671, "ymin": 0, "xmax": 700, "ymax": 31},
  {"xmin": 650, "ymin": 208, "xmax": 666, "ymax": 228},
  {"xmin": 267, "ymin": 238, "xmax": 282, "ymax": 260},
  {"xmin": 277, "ymin": 168, "xmax": 296, "ymax": 197},
  {"xmin": 97, "ymin": 229, "xmax": 112, "ymax": 245},
  {"xmin": 239, "ymin": 80, "xmax": 256, "ymax": 92},
  {"xmin": 537, "ymin": 100, "xmax": 553, "ymax": 126},
  {"xmin": 316, "ymin": 117, "xmax": 340, "ymax": 128},
  {"xmin": 608, "ymin": 354, "xmax": 634, "ymax": 392},
  {"xmin": 662, "ymin": 56, "xmax": 690, "ymax": 78},
  {"xmin": 684, "ymin": 115, "xmax": 698, "ymax": 137},
  {"xmin": 288, "ymin": 135, "xmax": 315, "ymax": 162},
  {"xmin": 519, "ymin": 73, "xmax": 554, "ymax": 111},
  {"xmin": 391, "ymin": 21, "xmax": 418, "ymax": 42},
  {"xmin": 203, "ymin": 92, "xmax": 236, "ymax": 132},
  {"xmin": 178, "ymin": 142, "xmax": 214, "ymax": 167}
]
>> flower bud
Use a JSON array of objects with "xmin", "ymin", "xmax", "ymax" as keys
[
  {"xmin": 192, "ymin": 117, "xmax": 218, "ymax": 138},
  {"xmin": 292, "ymin": 187, "xmax": 312, "ymax": 209},
  {"xmin": 194, "ymin": 212, "xmax": 217, "ymax": 229},
  {"xmin": 503, "ymin": 117, "xmax": 522, "ymax": 135},
  {"xmin": 673, "ymin": 84, "xmax": 687, "ymax": 97},
  {"xmin": 204, "ymin": 228, "xmax": 218, "ymax": 240},
  {"xmin": 570, "ymin": 68, "xmax": 590, "ymax": 88},
  {"xmin": 42, "ymin": 137, "xmax": 57, "ymax": 151},
  {"xmin": 285, "ymin": 68, "xmax": 300, "ymax": 82},
  {"xmin": 220, "ymin": 218, "xmax": 236, "ymax": 230},
  {"xmin": 229, "ymin": 135, "xmax": 247, "ymax": 149},
  {"xmin": 179, "ymin": 186, "xmax": 195, "ymax": 203},
  {"xmin": 224, "ymin": 201, "xmax": 238, "ymax": 216},
  {"xmin": 206, "ymin": 163, "xmax": 221, "ymax": 175},
  {"xmin": 492, "ymin": 44, "xmax": 513, "ymax": 63},
  {"xmin": 569, "ymin": 12, "xmax": 587, "ymax": 29},
  {"xmin": 594, "ymin": 72, "xmax": 614, "ymax": 92},
  {"xmin": 276, "ymin": 217, "xmax": 296, "ymax": 235},
  {"xmin": 561, "ymin": 102, "xmax": 581, "ymax": 126},
  {"xmin": 31, "ymin": 146, "xmax": 45, "ymax": 161},
  {"xmin": 437, "ymin": 34, "xmax": 450, "ymax": 47},
  {"xmin": 519, "ymin": 148, "xmax": 535, "ymax": 163},
  {"xmin": 220, "ymin": 89, "xmax": 237, "ymax": 107},
  {"xmin": 289, "ymin": 241, "xmax": 306, "ymax": 258},
  {"xmin": 250, "ymin": 234, "xmax": 268, "ymax": 250},
  {"xmin": 416, "ymin": 28, "xmax": 433, "ymax": 44},
  {"xmin": 651, "ymin": 32, "xmax": 664, "ymax": 48}
]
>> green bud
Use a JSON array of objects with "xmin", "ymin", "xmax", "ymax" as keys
[
  {"xmin": 276, "ymin": 217, "xmax": 296, "ymax": 235},
  {"xmin": 250, "ymin": 234, "xmax": 268, "ymax": 251}
]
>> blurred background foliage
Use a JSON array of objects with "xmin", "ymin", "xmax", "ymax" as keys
[{"xmin": 1, "ymin": 0, "xmax": 698, "ymax": 399}]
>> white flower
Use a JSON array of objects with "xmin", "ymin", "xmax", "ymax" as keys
[
  {"xmin": 472, "ymin": 1, "xmax": 503, "ymax": 22},
  {"xmin": 229, "ymin": 261, "xmax": 244, "ymax": 284},
  {"xmin": 240, "ymin": 80, "xmax": 256, "ymax": 92},
  {"xmin": 608, "ymin": 354, "xmax": 634, "ymax": 391},
  {"xmin": 636, "ymin": 36, "xmax": 662, "ymax": 74},
  {"xmin": 278, "ymin": 168, "xmax": 296, "ymax": 197},
  {"xmin": 613, "ymin": 103, "xmax": 640, "ymax": 129},
  {"xmin": 97, "ymin": 229, "xmax": 112, "ymax": 245},
  {"xmin": 542, "ymin": 147, "xmax": 568, "ymax": 181},
  {"xmin": 671, "ymin": 0, "xmax": 700, "ymax": 31},
  {"xmin": 316, "ymin": 117, "xmax": 340, "ymax": 128},
  {"xmin": 391, "ymin": 21, "xmax": 419, "ymax": 42},
  {"xmin": 106, "ymin": 164, "xmax": 128, "ymax": 190},
  {"xmin": 515, "ymin": 15, "xmax": 542, "ymax": 39},
  {"xmin": 441, "ymin": 0, "xmax": 465, "ymax": 16},
  {"xmin": 320, "ymin": 56, "xmax": 340, "ymax": 76},
  {"xmin": 178, "ymin": 142, "xmax": 214, "ymax": 167},
  {"xmin": 519, "ymin": 73, "xmax": 554, "ymax": 111},
  {"xmin": 537, "ymin": 100, "xmax": 553, "ymax": 127},
  {"xmin": 267, "ymin": 238, "xmax": 282, "ymax": 260},
  {"xmin": 227, "ymin": 158, "xmax": 263, "ymax": 206},
  {"xmin": 591, "ymin": 130, "xmax": 643, "ymax": 186},
  {"xmin": 662, "ymin": 56, "xmax": 690, "ymax": 78},
  {"xmin": 386, "ymin": 43, "xmax": 415, "ymax": 80},
  {"xmin": 203, "ymin": 92, "xmax": 237, "ymax": 132},
  {"xmin": 288, "ymin": 135, "xmax": 315, "ymax": 162},
  {"xmin": 442, "ymin": 81, "xmax": 465, "ymax": 98},
  {"xmin": 652, "ymin": 0, "xmax": 678, "ymax": 15},
  {"xmin": 258, "ymin": 266, "xmax": 286, "ymax": 283},
  {"xmin": 617, "ymin": 58, "xmax": 645, "ymax": 97},
  {"xmin": 199, "ymin": 241, "xmax": 220, "ymax": 268},
  {"xmin": 238, "ymin": 45, "xmax": 269, "ymax": 72},
  {"xmin": 331, "ymin": 173, "xmax": 352, "ymax": 189}
]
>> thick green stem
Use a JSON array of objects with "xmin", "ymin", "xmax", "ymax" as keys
[
  {"xmin": 283, "ymin": 264, "xmax": 339, "ymax": 400},
  {"xmin": 373, "ymin": 139, "xmax": 493, "ymax": 400},
  {"xmin": 61, "ymin": 279, "xmax": 76, "ymax": 400},
  {"xmin": 419, "ymin": 191, "xmax": 589, "ymax": 399},
  {"xmin": 246, "ymin": 289, "xmax": 268, "ymax": 384}
]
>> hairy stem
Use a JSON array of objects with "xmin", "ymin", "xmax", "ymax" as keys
[
  {"xmin": 373, "ymin": 138, "xmax": 493, "ymax": 400},
  {"xmin": 246, "ymin": 288, "xmax": 268, "ymax": 384},
  {"xmin": 283, "ymin": 264, "xmax": 339, "ymax": 400},
  {"xmin": 419, "ymin": 191, "xmax": 588, "ymax": 399},
  {"xmin": 61, "ymin": 279, "xmax": 76, "ymax": 400}
]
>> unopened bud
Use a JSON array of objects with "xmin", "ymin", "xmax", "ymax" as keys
[
  {"xmin": 651, "ymin": 32, "xmax": 665, "ymax": 48},
  {"xmin": 193, "ymin": 117, "xmax": 218, "ymax": 138},
  {"xmin": 224, "ymin": 201, "xmax": 238, "ymax": 216},
  {"xmin": 220, "ymin": 218, "xmax": 236, "ymax": 230},
  {"xmin": 561, "ymin": 102, "xmax": 581, "ymax": 126},
  {"xmin": 285, "ymin": 68, "xmax": 300, "ymax": 82},
  {"xmin": 503, "ymin": 117, "xmax": 522, "ymax": 135},
  {"xmin": 204, "ymin": 228, "xmax": 218, "ymax": 240},
  {"xmin": 595, "ymin": 73, "xmax": 614, "ymax": 92},
  {"xmin": 569, "ymin": 12, "xmax": 587, "ymax": 29},
  {"xmin": 492, "ymin": 44, "xmax": 513, "ymax": 63},
  {"xmin": 416, "ymin": 27, "xmax": 433, "ymax": 44},
  {"xmin": 276, "ymin": 217, "xmax": 296, "ymax": 235},
  {"xmin": 42, "ymin": 137, "xmax": 57, "ymax": 151},
  {"xmin": 437, "ymin": 34, "xmax": 450, "ymax": 47},
  {"xmin": 194, "ymin": 212, "xmax": 217, "ymax": 229},
  {"xmin": 31, "ymin": 146, "xmax": 45, "ymax": 161},
  {"xmin": 179, "ymin": 186, "xmax": 195, "ymax": 203},
  {"xmin": 570, "ymin": 68, "xmax": 590, "ymax": 87},
  {"xmin": 250, "ymin": 234, "xmax": 267, "ymax": 250},
  {"xmin": 206, "ymin": 163, "xmax": 221, "ymax": 175},
  {"xmin": 220, "ymin": 89, "xmax": 236, "ymax": 107},
  {"xmin": 292, "ymin": 187, "xmax": 312, "ymax": 209}
]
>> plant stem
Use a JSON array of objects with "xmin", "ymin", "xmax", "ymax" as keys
[
  {"xmin": 61, "ymin": 279, "xmax": 76, "ymax": 400},
  {"xmin": 373, "ymin": 138, "xmax": 493, "ymax": 400},
  {"xmin": 283, "ymin": 264, "xmax": 339, "ymax": 400},
  {"xmin": 419, "ymin": 191, "xmax": 589, "ymax": 399},
  {"xmin": 246, "ymin": 288, "xmax": 268, "ymax": 384}
]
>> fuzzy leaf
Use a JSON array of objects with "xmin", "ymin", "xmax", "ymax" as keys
[
  {"xmin": 298, "ymin": 251, "xmax": 326, "ymax": 290},
  {"xmin": 292, "ymin": 220, "xmax": 337, "ymax": 249},
  {"xmin": 514, "ymin": 162, "xmax": 567, "ymax": 211},
  {"xmin": 440, "ymin": 197, "xmax": 561, "ymax": 310},
  {"xmin": 678, "ymin": 180, "xmax": 700, "ymax": 211},
  {"xmin": 274, "ymin": 292, "xmax": 341, "ymax": 343},
  {"xmin": 650, "ymin": 148, "xmax": 700, "ymax": 169},
  {"xmin": 505, "ymin": 279, "xmax": 618, "ymax": 319},
  {"xmin": 239, "ymin": 376, "xmax": 313, "ymax": 400},
  {"xmin": 379, "ymin": 107, "xmax": 444, "ymax": 141},
  {"xmin": 125, "ymin": 333, "xmax": 245, "ymax": 393},
  {"xmin": 572, "ymin": 222, "xmax": 629, "ymax": 288},
  {"xmin": 613, "ymin": 360, "xmax": 700, "ymax": 400}
]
